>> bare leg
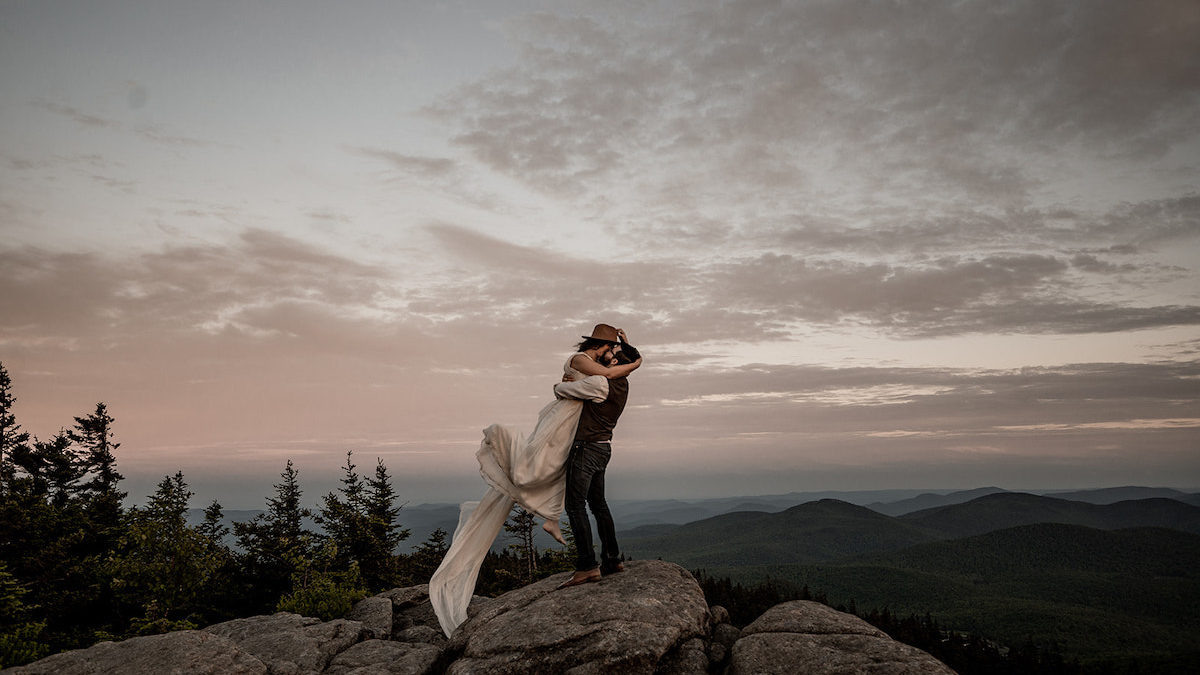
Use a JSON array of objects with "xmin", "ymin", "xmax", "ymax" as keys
[{"xmin": 542, "ymin": 518, "xmax": 567, "ymax": 546}]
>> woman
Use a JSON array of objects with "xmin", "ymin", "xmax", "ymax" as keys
[{"xmin": 430, "ymin": 325, "xmax": 642, "ymax": 637}]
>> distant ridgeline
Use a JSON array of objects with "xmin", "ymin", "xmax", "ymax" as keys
[{"xmin": 622, "ymin": 490, "xmax": 1200, "ymax": 672}]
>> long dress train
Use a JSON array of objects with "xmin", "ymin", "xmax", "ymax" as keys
[{"xmin": 430, "ymin": 357, "xmax": 607, "ymax": 637}]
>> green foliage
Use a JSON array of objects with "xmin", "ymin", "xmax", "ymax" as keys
[
  {"xmin": 233, "ymin": 460, "xmax": 316, "ymax": 613},
  {"xmin": 70, "ymin": 402, "xmax": 127, "ymax": 525},
  {"xmin": 103, "ymin": 472, "xmax": 228, "ymax": 637},
  {"xmin": 276, "ymin": 544, "xmax": 367, "ymax": 621},
  {"xmin": 315, "ymin": 452, "xmax": 410, "ymax": 591},
  {"xmin": 504, "ymin": 506, "xmax": 539, "ymax": 584},
  {"xmin": 0, "ymin": 561, "xmax": 49, "ymax": 668},
  {"xmin": 697, "ymin": 523, "xmax": 1200, "ymax": 671},
  {"xmin": 693, "ymin": 570, "xmax": 1081, "ymax": 675},
  {"xmin": 0, "ymin": 621, "xmax": 49, "ymax": 669},
  {"xmin": 408, "ymin": 528, "xmax": 450, "ymax": 583},
  {"xmin": 0, "ymin": 363, "xmax": 31, "ymax": 490},
  {"xmin": 476, "ymin": 520, "xmax": 579, "ymax": 596}
]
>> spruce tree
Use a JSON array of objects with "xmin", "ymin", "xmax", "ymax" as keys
[
  {"xmin": 69, "ymin": 403, "xmax": 126, "ymax": 533},
  {"xmin": 36, "ymin": 432, "xmax": 84, "ymax": 508},
  {"xmin": 105, "ymin": 472, "xmax": 222, "ymax": 636},
  {"xmin": 408, "ymin": 528, "xmax": 449, "ymax": 583},
  {"xmin": 233, "ymin": 460, "xmax": 315, "ymax": 614},
  {"xmin": 363, "ymin": 457, "xmax": 409, "ymax": 588},
  {"xmin": 0, "ymin": 363, "xmax": 31, "ymax": 492},
  {"xmin": 317, "ymin": 452, "xmax": 408, "ymax": 591},
  {"xmin": 504, "ymin": 506, "xmax": 539, "ymax": 584}
]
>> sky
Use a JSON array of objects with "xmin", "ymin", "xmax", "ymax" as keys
[{"xmin": 1, "ymin": 0, "xmax": 1198, "ymax": 509}]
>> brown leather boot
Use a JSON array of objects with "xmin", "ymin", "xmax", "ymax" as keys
[{"xmin": 556, "ymin": 568, "xmax": 602, "ymax": 589}]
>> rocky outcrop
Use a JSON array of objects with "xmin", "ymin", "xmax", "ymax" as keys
[
  {"xmin": 728, "ymin": 601, "xmax": 956, "ymax": 675},
  {"xmin": 3, "ymin": 560, "xmax": 955, "ymax": 674},
  {"xmin": 1, "ymin": 630, "xmax": 267, "ymax": 675},
  {"xmin": 202, "ymin": 613, "xmax": 367, "ymax": 673},
  {"xmin": 446, "ymin": 560, "xmax": 709, "ymax": 674}
]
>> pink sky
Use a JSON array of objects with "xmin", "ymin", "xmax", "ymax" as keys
[{"xmin": 2, "ymin": 1, "xmax": 1198, "ymax": 507}]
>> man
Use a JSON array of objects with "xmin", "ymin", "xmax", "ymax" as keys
[{"xmin": 558, "ymin": 324, "xmax": 642, "ymax": 589}]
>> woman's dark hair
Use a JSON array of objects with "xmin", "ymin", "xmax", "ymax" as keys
[{"xmin": 576, "ymin": 337, "xmax": 614, "ymax": 352}]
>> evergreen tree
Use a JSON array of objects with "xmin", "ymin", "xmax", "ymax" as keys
[
  {"xmin": 316, "ymin": 452, "xmax": 408, "ymax": 591},
  {"xmin": 105, "ymin": 472, "xmax": 221, "ymax": 636},
  {"xmin": 363, "ymin": 457, "xmax": 409, "ymax": 588},
  {"xmin": 504, "ymin": 506, "xmax": 539, "ymax": 584},
  {"xmin": 69, "ymin": 403, "xmax": 124, "ymax": 496},
  {"xmin": 192, "ymin": 499, "xmax": 238, "ymax": 623},
  {"xmin": 68, "ymin": 403, "xmax": 126, "ymax": 534},
  {"xmin": 315, "ymin": 452, "xmax": 367, "ymax": 570},
  {"xmin": 233, "ymin": 460, "xmax": 315, "ymax": 614},
  {"xmin": 408, "ymin": 528, "xmax": 449, "ymax": 583},
  {"xmin": 0, "ymin": 560, "xmax": 49, "ymax": 668},
  {"xmin": 36, "ymin": 432, "xmax": 84, "ymax": 508},
  {"xmin": 0, "ymin": 363, "xmax": 31, "ymax": 492},
  {"xmin": 196, "ymin": 499, "xmax": 230, "ymax": 545}
]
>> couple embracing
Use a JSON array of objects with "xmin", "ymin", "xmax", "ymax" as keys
[{"xmin": 430, "ymin": 324, "xmax": 643, "ymax": 636}]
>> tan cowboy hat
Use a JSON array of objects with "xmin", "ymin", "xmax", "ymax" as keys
[{"xmin": 582, "ymin": 323, "xmax": 621, "ymax": 344}]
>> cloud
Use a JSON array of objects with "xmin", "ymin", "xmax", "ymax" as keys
[
  {"xmin": 34, "ymin": 100, "xmax": 121, "ymax": 129},
  {"xmin": 351, "ymin": 147, "xmax": 458, "ymax": 178},
  {"xmin": 435, "ymin": 0, "xmax": 1200, "ymax": 204},
  {"xmin": 32, "ymin": 99, "xmax": 215, "ymax": 148},
  {"xmin": 416, "ymin": 0, "xmax": 1200, "ymax": 312}
]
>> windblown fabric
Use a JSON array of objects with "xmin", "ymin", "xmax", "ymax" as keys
[{"xmin": 430, "ymin": 358, "xmax": 608, "ymax": 637}]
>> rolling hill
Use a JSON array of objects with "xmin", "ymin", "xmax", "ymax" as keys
[
  {"xmin": 901, "ymin": 492, "xmax": 1200, "ymax": 537},
  {"xmin": 702, "ymin": 524, "xmax": 1200, "ymax": 668},
  {"xmin": 864, "ymin": 487, "xmax": 1009, "ymax": 516},
  {"xmin": 622, "ymin": 499, "xmax": 939, "ymax": 566}
]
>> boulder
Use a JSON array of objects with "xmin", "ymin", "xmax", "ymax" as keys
[
  {"xmin": 729, "ymin": 600, "xmax": 956, "ymax": 674},
  {"xmin": 203, "ymin": 612, "xmax": 367, "ymax": 674},
  {"xmin": 377, "ymin": 585, "xmax": 431, "ymax": 609},
  {"xmin": 395, "ymin": 625, "xmax": 445, "ymax": 646},
  {"xmin": 323, "ymin": 639, "xmax": 442, "ymax": 675},
  {"xmin": 656, "ymin": 637, "xmax": 710, "ymax": 675},
  {"xmin": 445, "ymin": 560, "xmax": 709, "ymax": 674},
  {"xmin": 0, "ymin": 630, "xmax": 266, "ymax": 675},
  {"xmin": 709, "ymin": 605, "xmax": 731, "ymax": 625},
  {"xmin": 348, "ymin": 596, "xmax": 395, "ymax": 639}
]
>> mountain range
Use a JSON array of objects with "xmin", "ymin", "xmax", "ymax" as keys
[{"xmin": 618, "ymin": 491, "xmax": 1200, "ymax": 669}]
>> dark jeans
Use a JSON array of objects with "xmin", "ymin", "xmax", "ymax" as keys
[{"xmin": 564, "ymin": 440, "xmax": 620, "ymax": 572}]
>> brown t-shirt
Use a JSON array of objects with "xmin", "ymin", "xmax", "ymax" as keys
[{"xmin": 574, "ymin": 376, "xmax": 629, "ymax": 442}]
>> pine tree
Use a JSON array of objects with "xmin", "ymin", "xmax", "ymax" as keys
[
  {"xmin": 196, "ymin": 500, "xmax": 230, "ymax": 545},
  {"xmin": 504, "ymin": 506, "xmax": 539, "ymax": 584},
  {"xmin": 0, "ymin": 363, "xmax": 31, "ymax": 492},
  {"xmin": 68, "ymin": 403, "xmax": 126, "ymax": 534},
  {"xmin": 265, "ymin": 460, "xmax": 309, "ymax": 547},
  {"xmin": 105, "ymin": 472, "xmax": 220, "ymax": 636},
  {"xmin": 37, "ymin": 432, "xmax": 84, "ymax": 508},
  {"xmin": 0, "ymin": 560, "xmax": 49, "ymax": 668},
  {"xmin": 363, "ymin": 457, "xmax": 409, "ymax": 588},
  {"xmin": 233, "ymin": 460, "xmax": 315, "ymax": 614},
  {"xmin": 408, "ymin": 528, "xmax": 449, "ymax": 583},
  {"xmin": 315, "ymin": 452, "xmax": 367, "ymax": 570},
  {"xmin": 317, "ymin": 452, "xmax": 409, "ymax": 591}
]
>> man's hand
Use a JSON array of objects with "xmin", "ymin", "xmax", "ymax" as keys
[
  {"xmin": 617, "ymin": 328, "xmax": 628, "ymax": 342},
  {"xmin": 562, "ymin": 373, "xmax": 576, "ymax": 382}
]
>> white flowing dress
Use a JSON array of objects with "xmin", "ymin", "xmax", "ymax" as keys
[{"xmin": 429, "ymin": 355, "xmax": 608, "ymax": 637}]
